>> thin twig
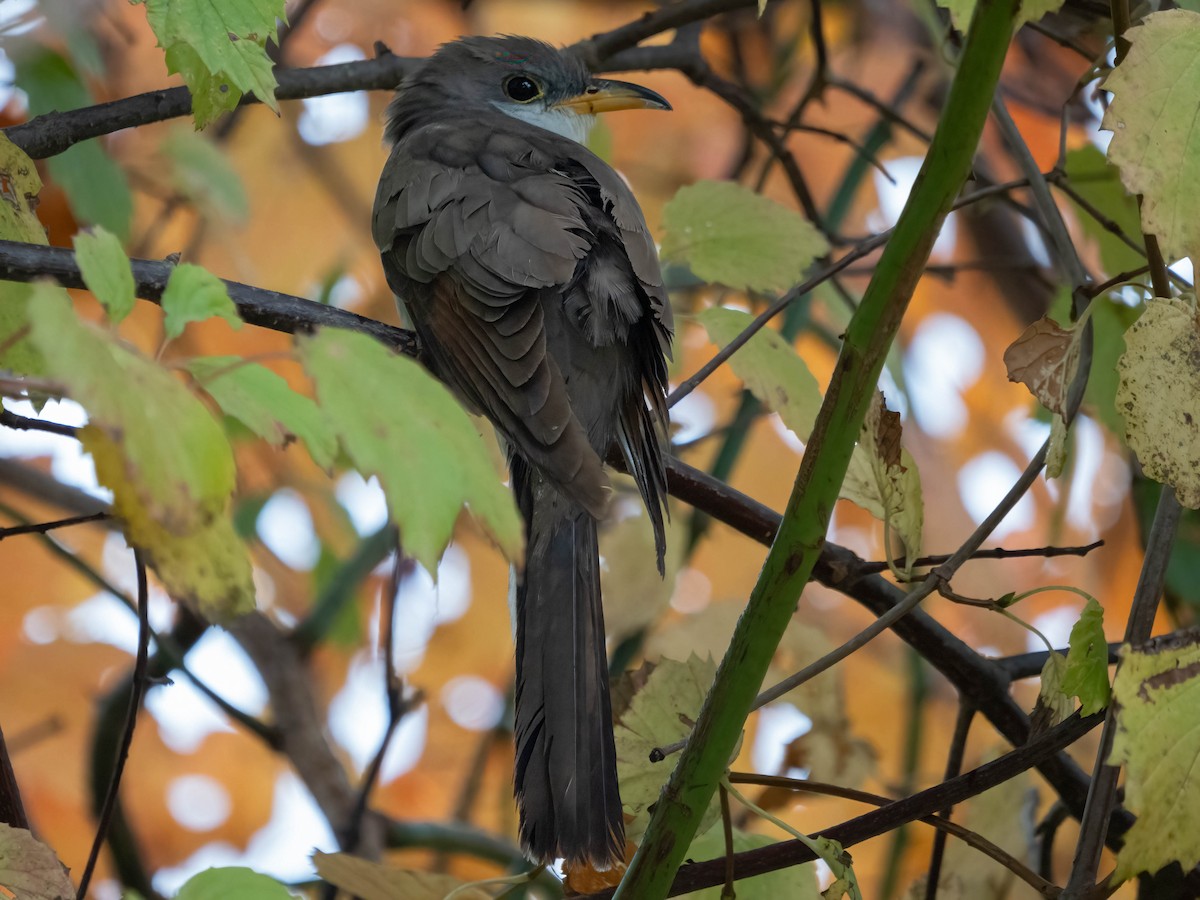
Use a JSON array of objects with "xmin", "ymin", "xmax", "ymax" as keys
[
  {"xmin": 339, "ymin": 533, "xmax": 412, "ymax": 855},
  {"xmin": 728, "ymin": 769, "xmax": 1057, "ymax": 899},
  {"xmin": 924, "ymin": 703, "xmax": 976, "ymax": 900},
  {"xmin": 0, "ymin": 510, "xmax": 109, "ymax": 540},
  {"xmin": 586, "ymin": 714, "xmax": 1099, "ymax": 899},
  {"xmin": 0, "ymin": 408, "xmax": 80, "ymax": 438},
  {"xmin": 77, "ymin": 550, "xmax": 150, "ymax": 900},
  {"xmin": 855, "ymin": 540, "xmax": 1104, "ymax": 575}
]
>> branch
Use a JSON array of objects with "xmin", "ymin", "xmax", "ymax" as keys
[
  {"xmin": 3, "ymin": 55, "xmax": 415, "ymax": 161},
  {"xmin": 614, "ymin": 3, "xmax": 1021, "ymax": 894},
  {"xmin": 584, "ymin": 712, "xmax": 1100, "ymax": 898},
  {"xmin": 0, "ymin": 240, "xmax": 415, "ymax": 356}
]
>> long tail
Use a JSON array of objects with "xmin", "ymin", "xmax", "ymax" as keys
[{"xmin": 511, "ymin": 460, "xmax": 624, "ymax": 869}]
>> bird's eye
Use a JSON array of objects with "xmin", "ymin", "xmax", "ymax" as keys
[{"xmin": 504, "ymin": 75, "xmax": 542, "ymax": 103}]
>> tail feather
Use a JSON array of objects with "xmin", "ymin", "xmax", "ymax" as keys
[{"xmin": 512, "ymin": 464, "xmax": 624, "ymax": 868}]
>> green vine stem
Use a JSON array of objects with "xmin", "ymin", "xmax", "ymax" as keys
[{"xmin": 612, "ymin": 0, "xmax": 1021, "ymax": 895}]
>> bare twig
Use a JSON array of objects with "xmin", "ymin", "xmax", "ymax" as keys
[
  {"xmin": 855, "ymin": 539, "xmax": 1104, "ymax": 575},
  {"xmin": 77, "ymin": 550, "xmax": 150, "ymax": 900},
  {"xmin": 924, "ymin": 703, "xmax": 976, "ymax": 900},
  {"xmin": 339, "ymin": 535, "xmax": 414, "ymax": 856},
  {"xmin": 0, "ymin": 407, "xmax": 80, "ymax": 438},
  {"xmin": 0, "ymin": 510, "xmax": 109, "ymax": 540}
]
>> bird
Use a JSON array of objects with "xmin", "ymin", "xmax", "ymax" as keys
[{"xmin": 372, "ymin": 35, "xmax": 673, "ymax": 869}]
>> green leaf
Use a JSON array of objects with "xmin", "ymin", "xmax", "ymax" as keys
[
  {"xmin": 1116, "ymin": 297, "xmax": 1200, "ymax": 508},
  {"xmin": 0, "ymin": 135, "xmax": 47, "ymax": 377},
  {"xmin": 161, "ymin": 263, "xmax": 243, "ymax": 340},
  {"xmin": 176, "ymin": 866, "xmax": 294, "ymax": 900},
  {"xmin": 162, "ymin": 127, "xmax": 250, "ymax": 223},
  {"xmin": 1063, "ymin": 146, "xmax": 1145, "ymax": 277},
  {"xmin": 0, "ymin": 823, "xmax": 75, "ymax": 900},
  {"xmin": 74, "ymin": 226, "xmax": 136, "ymax": 324},
  {"xmin": 1103, "ymin": 10, "xmax": 1200, "ymax": 265},
  {"xmin": 696, "ymin": 306, "xmax": 822, "ymax": 439},
  {"xmin": 1109, "ymin": 630, "xmax": 1200, "ymax": 882},
  {"xmin": 615, "ymin": 654, "xmax": 720, "ymax": 843},
  {"xmin": 16, "ymin": 50, "xmax": 133, "ymax": 241},
  {"xmin": 300, "ymin": 328, "xmax": 522, "ymax": 572},
  {"xmin": 1060, "ymin": 598, "xmax": 1110, "ymax": 715},
  {"xmin": 683, "ymin": 823, "xmax": 820, "ymax": 899},
  {"xmin": 134, "ymin": 0, "xmax": 286, "ymax": 128},
  {"xmin": 28, "ymin": 285, "xmax": 252, "ymax": 620},
  {"xmin": 313, "ymin": 851, "xmax": 489, "ymax": 900},
  {"xmin": 187, "ymin": 356, "xmax": 338, "ymax": 469},
  {"xmin": 661, "ymin": 181, "xmax": 828, "ymax": 292}
]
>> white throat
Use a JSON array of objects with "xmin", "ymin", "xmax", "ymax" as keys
[{"xmin": 493, "ymin": 103, "xmax": 595, "ymax": 145}]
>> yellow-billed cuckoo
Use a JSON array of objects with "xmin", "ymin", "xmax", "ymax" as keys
[{"xmin": 372, "ymin": 36, "xmax": 672, "ymax": 867}]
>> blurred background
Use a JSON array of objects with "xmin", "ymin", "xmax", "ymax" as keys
[{"xmin": 0, "ymin": 0, "xmax": 1188, "ymax": 896}]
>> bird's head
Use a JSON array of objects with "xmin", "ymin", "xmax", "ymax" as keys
[{"xmin": 398, "ymin": 35, "xmax": 670, "ymax": 145}]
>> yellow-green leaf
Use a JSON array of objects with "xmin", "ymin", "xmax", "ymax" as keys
[
  {"xmin": 74, "ymin": 226, "xmax": 136, "ymax": 324},
  {"xmin": 161, "ymin": 263, "xmax": 243, "ymax": 340},
  {"xmin": 0, "ymin": 135, "xmax": 46, "ymax": 377},
  {"xmin": 313, "ymin": 851, "xmax": 490, "ymax": 900},
  {"xmin": 0, "ymin": 134, "xmax": 46, "ymax": 244},
  {"xmin": 697, "ymin": 306, "xmax": 822, "ymax": 439},
  {"xmin": 1109, "ymin": 630, "xmax": 1200, "ymax": 882},
  {"xmin": 661, "ymin": 181, "xmax": 827, "ymax": 293},
  {"xmin": 840, "ymin": 392, "xmax": 923, "ymax": 565},
  {"xmin": 615, "ymin": 653, "xmax": 719, "ymax": 843},
  {"xmin": 1037, "ymin": 651, "xmax": 1074, "ymax": 728},
  {"xmin": 300, "ymin": 328, "xmax": 522, "ymax": 572},
  {"xmin": 0, "ymin": 823, "xmax": 75, "ymax": 900},
  {"xmin": 1116, "ymin": 297, "xmax": 1200, "ymax": 508},
  {"xmin": 1102, "ymin": 10, "xmax": 1200, "ymax": 265},
  {"xmin": 27, "ymin": 285, "xmax": 251, "ymax": 620},
  {"xmin": 133, "ymin": 0, "xmax": 285, "ymax": 128},
  {"xmin": 187, "ymin": 356, "xmax": 338, "ymax": 470},
  {"xmin": 1061, "ymin": 598, "xmax": 1110, "ymax": 715}
]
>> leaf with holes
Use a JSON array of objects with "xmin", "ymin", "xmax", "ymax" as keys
[
  {"xmin": 1116, "ymin": 297, "xmax": 1200, "ymax": 508},
  {"xmin": 661, "ymin": 181, "xmax": 827, "ymax": 293},
  {"xmin": 1109, "ymin": 630, "xmax": 1200, "ymax": 882},
  {"xmin": 0, "ymin": 824, "xmax": 75, "ymax": 900},
  {"xmin": 1103, "ymin": 10, "xmax": 1200, "ymax": 265},
  {"xmin": 614, "ymin": 654, "xmax": 720, "ymax": 844},
  {"xmin": 133, "ymin": 0, "xmax": 286, "ymax": 127},
  {"xmin": 300, "ymin": 328, "xmax": 522, "ymax": 572}
]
